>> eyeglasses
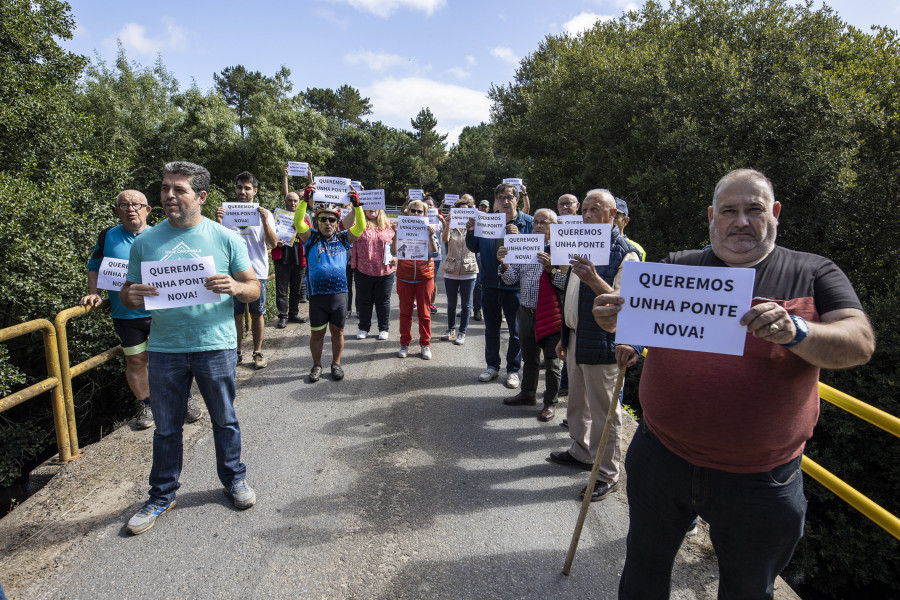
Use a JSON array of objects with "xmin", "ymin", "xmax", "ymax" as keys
[
  {"xmin": 317, "ymin": 217, "xmax": 337, "ymax": 224},
  {"xmin": 408, "ymin": 209, "xmax": 424, "ymax": 214},
  {"xmin": 117, "ymin": 203, "xmax": 148, "ymax": 211}
]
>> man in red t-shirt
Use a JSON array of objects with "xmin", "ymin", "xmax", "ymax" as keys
[{"xmin": 593, "ymin": 168, "xmax": 875, "ymax": 599}]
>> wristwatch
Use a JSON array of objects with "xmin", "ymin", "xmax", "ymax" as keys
[{"xmin": 780, "ymin": 315, "xmax": 809, "ymax": 348}]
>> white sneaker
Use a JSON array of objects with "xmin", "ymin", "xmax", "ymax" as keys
[
  {"xmin": 453, "ymin": 332, "xmax": 466, "ymax": 345},
  {"xmin": 505, "ymin": 372, "xmax": 520, "ymax": 389},
  {"xmin": 479, "ymin": 368, "xmax": 499, "ymax": 382},
  {"xmin": 422, "ymin": 346, "xmax": 432, "ymax": 360},
  {"xmin": 398, "ymin": 345, "xmax": 409, "ymax": 358},
  {"xmin": 377, "ymin": 330, "xmax": 389, "ymax": 341},
  {"xmin": 356, "ymin": 330, "xmax": 368, "ymax": 339}
]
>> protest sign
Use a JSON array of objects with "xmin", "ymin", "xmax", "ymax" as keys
[
  {"xmin": 615, "ymin": 261, "xmax": 756, "ymax": 356},
  {"xmin": 408, "ymin": 189, "xmax": 424, "ymax": 200},
  {"xmin": 97, "ymin": 257, "xmax": 129, "ymax": 291},
  {"xmin": 558, "ymin": 214, "xmax": 583, "ymax": 223},
  {"xmin": 222, "ymin": 202, "xmax": 260, "ymax": 227},
  {"xmin": 503, "ymin": 178, "xmax": 523, "ymax": 191},
  {"xmin": 475, "ymin": 212, "xmax": 506, "ymax": 239},
  {"xmin": 397, "ymin": 216, "xmax": 429, "ymax": 242},
  {"xmin": 427, "ymin": 208, "xmax": 440, "ymax": 226},
  {"xmin": 141, "ymin": 257, "xmax": 221, "ymax": 310},
  {"xmin": 287, "ymin": 161, "xmax": 308, "ymax": 177},
  {"xmin": 340, "ymin": 208, "xmax": 353, "ymax": 220},
  {"xmin": 383, "ymin": 243, "xmax": 395, "ymax": 265},
  {"xmin": 313, "ymin": 176, "xmax": 351, "ymax": 204},
  {"xmin": 443, "ymin": 193, "xmax": 459, "ymax": 205},
  {"xmin": 503, "ymin": 234, "xmax": 544, "ymax": 264},
  {"xmin": 351, "ymin": 180, "xmax": 362, "ymax": 190},
  {"xmin": 358, "ymin": 189, "xmax": 385, "ymax": 210},
  {"xmin": 396, "ymin": 240, "xmax": 428, "ymax": 260},
  {"xmin": 450, "ymin": 207, "xmax": 476, "ymax": 229},
  {"xmin": 273, "ymin": 208, "xmax": 297, "ymax": 244},
  {"xmin": 550, "ymin": 223, "xmax": 611, "ymax": 265}
]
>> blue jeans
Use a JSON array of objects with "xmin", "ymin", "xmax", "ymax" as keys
[
  {"xmin": 445, "ymin": 277, "xmax": 475, "ymax": 333},
  {"xmin": 233, "ymin": 278, "xmax": 267, "ymax": 315},
  {"xmin": 482, "ymin": 287, "xmax": 521, "ymax": 373},
  {"xmin": 619, "ymin": 422, "xmax": 806, "ymax": 600},
  {"xmin": 148, "ymin": 350, "xmax": 246, "ymax": 503},
  {"xmin": 473, "ymin": 255, "xmax": 483, "ymax": 312}
]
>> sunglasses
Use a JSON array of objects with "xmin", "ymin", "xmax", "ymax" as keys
[
  {"xmin": 317, "ymin": 217, "xmax": 337, "ymax": 224},
  {"xmin": 408, "ymin": 209, "xmax": 424, "ymax": 214}
]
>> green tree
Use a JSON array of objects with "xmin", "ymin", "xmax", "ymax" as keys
[
  {"xmin": 303, "ymin": 85, "xmax": 372, "ymax": 126},
  {"xmin": 490, "ymin": 1, "xmax": 898, "ymax": 597},
  {"xmin": 441, "ymin": 122, "xmax": 522, "ymax": 201},
  {"xmin": 214, "ymin": 65, "xmax": 292, "ymax": 139},
  {"xmin": 410, "ymin": 107, "xmax": 447, "ymax": 190}
]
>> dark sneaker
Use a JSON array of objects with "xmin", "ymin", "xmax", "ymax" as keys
[
  {"xmin": 472, "ymin": 311, "xmax": 483, "ymax": 321},
  {"xmin": 135, "ymin": 401, "xmax": 153, "ymax": 430},
  {"xmin": 276, "ymin": 317, "xmax": 287, "ymax": 329},
  {"xmin": 549, "ymin": 450, "xmax": 593, "ymax": 471},
  {"xmin": 224, "ymin": 478, "xmax": 256, "ymax": 509},
  {"xmin": 309, "ymin": 365, "xmax": 322, "ymax": 383},
  {"xmin": 581, "ymin": 480, "xmax": 619, "ymax": 502},
  {"xmin": 237, "ymin": 350, "xmax": 243, "ymax": 364},
  {"xmin": 185, "ymin": 395, "xmax": 202, "ymax": 423},
  {"xmin": 127, "ymin": 499, "xmax": 176, "ymax": 535},
  {"xmin": 331, "ymin": 363, "xmax": 345, "ymax": 380},
  {"xmin": 288, "ymin": 315, "xmax": 307, "ymax": 323}
]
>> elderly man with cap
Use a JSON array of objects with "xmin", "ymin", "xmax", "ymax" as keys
[
  {"xmin": 293, "ymin": 184, "xmax": 366, "ymax": 382},
  {"xmin": 614, "ymin": 197, "xmax": 646, "ymax": 261}
]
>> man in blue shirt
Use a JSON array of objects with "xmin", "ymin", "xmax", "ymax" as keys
[
  {"xmin": 81, "ymin": 190, "xmax": 201, "ymax": 429},
  {"xmin": 121, "ymin": 161, "xmax": 261, "ymax": 534},
  {"xmin": 465, "ymin": 182, "xmax": 534, "ymax": 389}
]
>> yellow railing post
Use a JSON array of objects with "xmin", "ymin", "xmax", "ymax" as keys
[{"xmin": 0, "ymin": 319, "xmax": 70, "ymax": 463}]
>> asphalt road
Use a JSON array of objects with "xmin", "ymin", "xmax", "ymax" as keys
[{"xmin": 1, "ymin": 292, "xmax": 797, "ymax": 600}]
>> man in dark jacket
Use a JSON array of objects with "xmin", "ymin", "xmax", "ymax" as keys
[{"xmin": 548, "ymin": 189, "xmax": 639, "ymax": 504}]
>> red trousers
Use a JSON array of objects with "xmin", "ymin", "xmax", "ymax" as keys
[{"xmin": 397, "ymin": 278, "xmax": 434, "ymax": 347}]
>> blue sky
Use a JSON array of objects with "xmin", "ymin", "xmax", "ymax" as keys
[{"xmin": 61, "ymin": 0, "xmax": 900, "ymax": 145}]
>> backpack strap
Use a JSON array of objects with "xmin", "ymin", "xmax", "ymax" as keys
[{"xmin": 91, "ymin": 225, "xmax": 116, "ymax": 260}]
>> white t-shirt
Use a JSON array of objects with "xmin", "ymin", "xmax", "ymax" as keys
[{"xmin": 226, "ymin": 213, "xmax": 276, "ymax": 279}]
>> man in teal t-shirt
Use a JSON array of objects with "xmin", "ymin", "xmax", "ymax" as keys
[{"xmin": 120, "ymin": 161, "xmax": 261, "ymax": 535}]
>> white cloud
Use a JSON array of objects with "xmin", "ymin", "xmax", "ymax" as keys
[
  {"xmin": 448, "ymin": 66, "xmax": 470, "ymax": 80},
  {"xmin": 363, "ymin": 76, "xmax": 490, "ymax": 145},
  {"xmin": 333, "ymin": 0, "xmax": 446, "ymax": 18},
  {"xmin": 104, "ymin": 17, "xmax": 188, "ymax": 57},
  {"xmin": 563, "ymin": 11, "xmax": 614, "ymax": 35},
  {"xmin": 491, "ymin": 46, "xmax": 518, "ymax": 66},
  {"xmin": 344, "ymin": 50, "xmax": 405, "ymax": 71},
  {"xmin": 465, "ymin": 55, "xmax": 476, "ymax": 67}
]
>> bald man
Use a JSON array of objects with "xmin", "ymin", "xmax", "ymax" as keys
[{"xmin": 82, "ymin": 190, "xmax": 202, "ymax": 429}]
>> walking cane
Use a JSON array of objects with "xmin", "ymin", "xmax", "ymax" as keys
[{"xmin": 563, "ymin": 365, "xmax": 627, "ymax": 575}]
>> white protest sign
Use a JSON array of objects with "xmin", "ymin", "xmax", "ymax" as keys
[
  {"xmin": 141, "ymin": 257, "xmax": 220, "ymax": 310},
  {"xmin": 397, "ymin": 216, "xmax": 429, "ymax": 242},
  {"xmin": 313, "ymin": 176, "xmax": 351, "ymax": 204},
  {"xmin": 383, "ymin": 243, "xmax": 395, "ymax": 265},
  {"xmin": 350, "ymin": 180, "xmax": 362, "ymax": 190},
  {"xmin": 340, "ymin": 208, "xmax": 353, "ymax": 220},
  {"xmin": 427, "ymin": 208, "xmax": 440, "ymax": 226},
  {"xmin": 616, "ymin": 261, "xmax": 756, "ymax": 356},
  {"xmin": 97, "ymin": 257, "xmax": 129, "ymax": 291},
  {"xmin": 222, "ymin": 202, "xmax": 261, "ymax": 227},
  {"xmin": 408, "ymin": 189, "xmax": 424, "ymax": 200},
  {"xmin": 287, "ymin": 161, "xmax": 308, "ymax": 177},
  {"xmin": 503, "ymin": 178, "xmax": 523, "ymax": 191},
  {"xmin": 443, "ymin": 194, "xmax": 459, "ymax": 205},
  {"xmin": 475, "ymin": 212, "xmax": 506, "ymax": 239},
  {"xmin": 558, "ymin": 214, "xmax": 583, "ymax": 223},
  {"xmin": 273, "ymin": 208, "xmax": 296, "ymax": 244},
  {"xmin": 358, "ymin": 189, "xmax": 385, "ymax": 210},
  {"xmin": 550, "ymin": 223, "xmax": 611, "ymax": 266},
  {"xmin": 450, "ymin": 207, "xmax": 476, "ymax": 229},
  {"xmin": 503, "ymin": 234, "xmax": 544, "ymax": 264},
  {"xmin": 396, "ymin": 240, "xmax": 428, "ymax": 260}
]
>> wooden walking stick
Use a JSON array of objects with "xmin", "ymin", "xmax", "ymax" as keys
[{"xmin": 563, "ymin": 365, "xmax": 627, "ymax": 575}]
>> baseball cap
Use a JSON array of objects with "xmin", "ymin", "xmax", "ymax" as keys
[
  {"xmin": 479, "ymin": 199, "xmax": 490, "ymax": 207},
  {"xmin": 615, "ymin": 197, "xmax": 629, "ymax": 217}
]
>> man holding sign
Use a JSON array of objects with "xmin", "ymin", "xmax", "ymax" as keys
[
  {"xmin": 121, "ymin": 161, "xmax": 261, "ymax": 534},
  {"xmin": 593, "ymin": 169, "xmax": 875, "ymax": 599},
  {"xmin": 465, "ymin": 182, "xmax": 534, "ymax": 388},
  {"xmin": 81, "ymin": 190, "xmax": 202, "ymax": 428},
  {"xmin": 215, "ymin": 172, "xmax": 277, "ymax": 370},
  {"xmin": 548, "ymin": 189, "xmax": 640, "ymax": 506},
  {"xmin": 273, "ymin": 191, "xmax": 311, "ymax": 328}
]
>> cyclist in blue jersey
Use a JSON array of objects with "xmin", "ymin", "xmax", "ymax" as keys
[{"xmin": 293, "ymin": 184, "xmax": 366, "ymax": 382}]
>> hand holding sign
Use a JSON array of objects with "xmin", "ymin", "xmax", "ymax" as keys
[
  {"xmin": 348, "ymin": 186, "xmax": 360, "ymax": 208},
  {"xmin": 287, "ymin": 161, "xmax": 309, "ymax": 177},
  {"xmin": 569, "ymin": 255, "xmax": 605, "ymax": 291}
]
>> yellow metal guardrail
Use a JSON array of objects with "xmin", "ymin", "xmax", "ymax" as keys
[
  {"xmin": 802, "ymin": 382, "xmax": 900, "ymax": 541},
  {"xmin": 0, "ymin": 301, "xmax": 123, "ymax": 463}
]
